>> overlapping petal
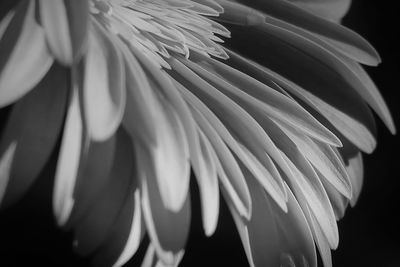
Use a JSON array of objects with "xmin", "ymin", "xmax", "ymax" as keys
[{"xmin": 0, "ymin": 1, "xmax": 395, "ymax": 267}]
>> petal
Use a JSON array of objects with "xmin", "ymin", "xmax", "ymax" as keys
[
  {"xmin": 39, "ymin": 0, "xmax": 89, "ymax": 65},
  {"xmin": 111, "ymin": 190, "xmax": 144, "ymax": 267},
  {"xmin": 64, "ymin": 135, "xmax": 116, "ymax": 229},
  {"xmin": 180, "ymin": 85, "xmax": 252, "ymax": 219},
  {"xmin": 275, "ymin": 121, "xmax": 352, "ymax": 199},
  {"xmin": 91, "ymin": 190, "xmax": 141, "ymax": 267},
  {"xmin": 53, "ymin": 87, "xmax": 84, "ymax": 226},
  {"xmin": 169, "ymin": 58, "xmax": 294, "ymax": 200},
  {"xmin": 319, "ymin": 170, "xmax": 349, "ymax": 220},
  {"xmin": 229, "ymin": 173, "xmax": 316, "ymax": 267},
  {"xmin": 0, "ymin": 0, "xmax": 53, "ymax": 107},
  {"xmin": 83, "ymin": 20, "xmax": 126, "ymax": 142},
  {"xmin": 290, "ymin": 0, "xmax": 351, "ymax": 22},
  {"xmin": 0, "ymin": 64, "xmax": 68, "ymax": 208},
  {"xmin": 195, "ymin": 128, "xmax": 220, "ymax": 236},
  {"xmin": 227, "ymin": 51, "xmax": 377, "ymax": 153},
  {"xmin": 138, "ymin": 145, "xmax": 190, "ymax": 265},
  {"xmin": 229, "ymin": 175, "xmax": 281, "ymax": 267},
  {"xmin": 189, "ymin": 51, "xmax": 342, "ymax": 147},
  {"xmin": 223, "ymin": 22, "xmax": 377, "ymax": 152},
  {"xmin": 274, "ymin": 184, "xmax": 317, "ymax": 267},
  {"xmin": 282, "ymin": 153, "xmax": 339, "ymax": 249},
  {"xmin": 73, "ymin": 128, "xmax": 135, "ymax": 256},
  {"xmin": 302, "ymin": 203, "xmax": 333, "ymax": 267},
  {"xmin": 125, "ymin": 43, "xmax": 191, "ymax": 212},
  {"xmin": 231, "ymin": 0, "xmax": 380, "ymax": 65},
  {"xmin": 346, "ymin": 152, "xmax": 364, "ymax": 207},
  {"xmin": 131, "ymin": 49, "xmax": 218, "ymax": 234}
]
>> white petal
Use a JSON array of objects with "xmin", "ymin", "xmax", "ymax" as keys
[
  {"xmin": 39, "ymin": 0, "xmax": 88, "ymax": 65},
  {"xmin": 53, "ymin": 89, "xmax": 83, "ymax": 226},
  {"xmin": 83, "ymin": 20, "xmax": 125, "ymax": 142},
  {"xmin": 113, "ymin": 190, "xmax": 143, "ymax": 267}
]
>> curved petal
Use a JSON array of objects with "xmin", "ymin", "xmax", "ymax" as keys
[
  {"xmin": 346, "ymin": 152, "xmax": 364, "ymax": 206},
  {"xmin": 188, "ymin": 52, "xmax": 342, "ymax": 147},
  {"xmin": 64, "ymin": 135, "xmax": 116, "ymax": 229},
  {"xmin": 138, "ymin": 145, "xmax": 190, "ymax": 265},
  {"xmin": 0, "ymin": 0, "xmax": 53, "ymax": 108},
  {"xmin": 53, "ymin": 87, "xmax": 85, "ymax": 226},
  {"xmin": 180, "ymin": 85, "xmax": 252, "ymax": 219},
  {"xmin": 83, "ymin": 20, "xmax": 126, "ymax": 142},
  {"xmin": 73, "ymin": 128, "xmax": 135, "ymax": 256},
  {"xmin": 195, "ymin": 128, "xmax": 220, "ymax": 236},
  {"xmin": 39, "ymin": 0, "xmax": 89, "ymax": 65},
  {"xmin": 111, "ymin": 190, "xmax": 144, "ymax": 267},
  {"xmin": 282, "ymin": 153, "xmax": 339, "ymax": 249},
  {"xmin": 290, "ymin": 0, "xmax": 351, "ymax": 22},
  {"xmin": 230, "ymin": 0, "xmax": 380, "ymax": 65}
]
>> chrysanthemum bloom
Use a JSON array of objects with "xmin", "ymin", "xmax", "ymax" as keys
[{"xmin": 0, "ymin": 0, "xmax": 395, "ymax": 266}]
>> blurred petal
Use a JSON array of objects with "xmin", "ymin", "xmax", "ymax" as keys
[
  {"xmin": 53, "ymin": 87, "xmax": 84, "ymax": 226},
  {"xmin": 0, "ymin": 0, "xmax": 53, "ymax": 107},
  {"xmin": 83, "ymin": 20, "xmax": 126, "ymax": 142},
  {"xmin": 0, "ymin": 64, "xmax": 68, "ymax": 208},
  {"xmin": 290, "ymin": 0, "xmax": 351, "ymax": 22},
  {"xmin": 73, "ymin": 128, "xmax": 135, "ymax": 256},
  {"xmin": 112, "ymin": 190, "xmax": 144, "ymax": 267},
  {"xmin": 64, "ymin": 136, "xmax": 116, "ymax": 229},
  {"xmin": 39, "ymin": 0, "xmax": 89, "ymax": 65},
  {"xmin": 138, "ymin": 145, "xmax": 191, "ymax": 265}
]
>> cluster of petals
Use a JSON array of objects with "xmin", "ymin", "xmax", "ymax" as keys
[{"xmin": 0, "ymin": 0, "xmax": 395, "ymax": 266}]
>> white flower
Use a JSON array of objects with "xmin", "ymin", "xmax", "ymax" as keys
[{"xmin": 0, "ymin": 0, "xmax": 395, "ymax": 266}]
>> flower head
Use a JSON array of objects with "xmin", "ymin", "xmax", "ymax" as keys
[{"xmin": 0, "ymin": 0, "xmax": 395, "ymax": 266}]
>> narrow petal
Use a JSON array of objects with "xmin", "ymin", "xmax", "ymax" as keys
[
  {"xmin": 229, "ymin": 174, "xmax": 281, "ymax": 267},
  {"xmin": 222, "ymin": 22, "xmax": 377, "ymax": 152},
  {"xmin": 180, "ymin": 85, "xmax": 252, "ymax": 219},
  {"xmin": 196, "ymin": 129, "xmax": 220, "ymax": 236},
  {"xmin": 319, "ymin": 170, "xmax": 349, "ymax": 220},
  {"xmin": 0, "ymin": 0, "xmax": 53, "ymax": 107},
  {"xmin": 169, "ymin": 58, "xmax": 295, "ymax": 200},
  {"xmin": 302, "ymin": 203, "xmax": 333, "ymax": 267},
  {"xmin": 346, "ymin": 152, "xmax": 364, "ymax": 206},
  {"xmin": 53, "ymin": 88, "xmax": 84, "ymax": 226},
  {"xmin": 186, "ymin": 53, "xmax": 342, "ymax": 147},
  {"xmin": 274, "ymin": 184, "xmax": 317, "ymax": 267},
  {"xmin": 0, "ymin": 64, "xmax": 68, "ymax": 208},
  {"xmin": 282, "ymin": 153, "xmax": 339, "ymax": 249},
  {"xmin": 227, "ymin": 51, "xmax": 377, "ymax": 153},
  {"xmin": 0, "ymin": 142, "xmax": 16, "ymax": 205},
  {"xmin": 112, "ymin": 190, "xmax": 144, "ymax": 267},
  {"xmin": 275, "ymin": 121, "xmax": 352, "ymax": 199},
  {"xmin": 83, "ymin": 20, "xmax": 126, "ymax": 142}
]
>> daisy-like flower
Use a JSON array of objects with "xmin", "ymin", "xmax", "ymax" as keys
[{"xmin": 0, "ymin": 0, "xmax": 395, "ymax": 266}]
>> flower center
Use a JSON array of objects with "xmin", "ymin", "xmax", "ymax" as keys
[{"xmin": 90, "ymin": 0, "xmax": 230, "ymax": 68}]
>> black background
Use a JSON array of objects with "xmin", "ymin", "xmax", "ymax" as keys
[{"xmin": 0, "ymin": 1, "xmax": 399, "ymax": 266}]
